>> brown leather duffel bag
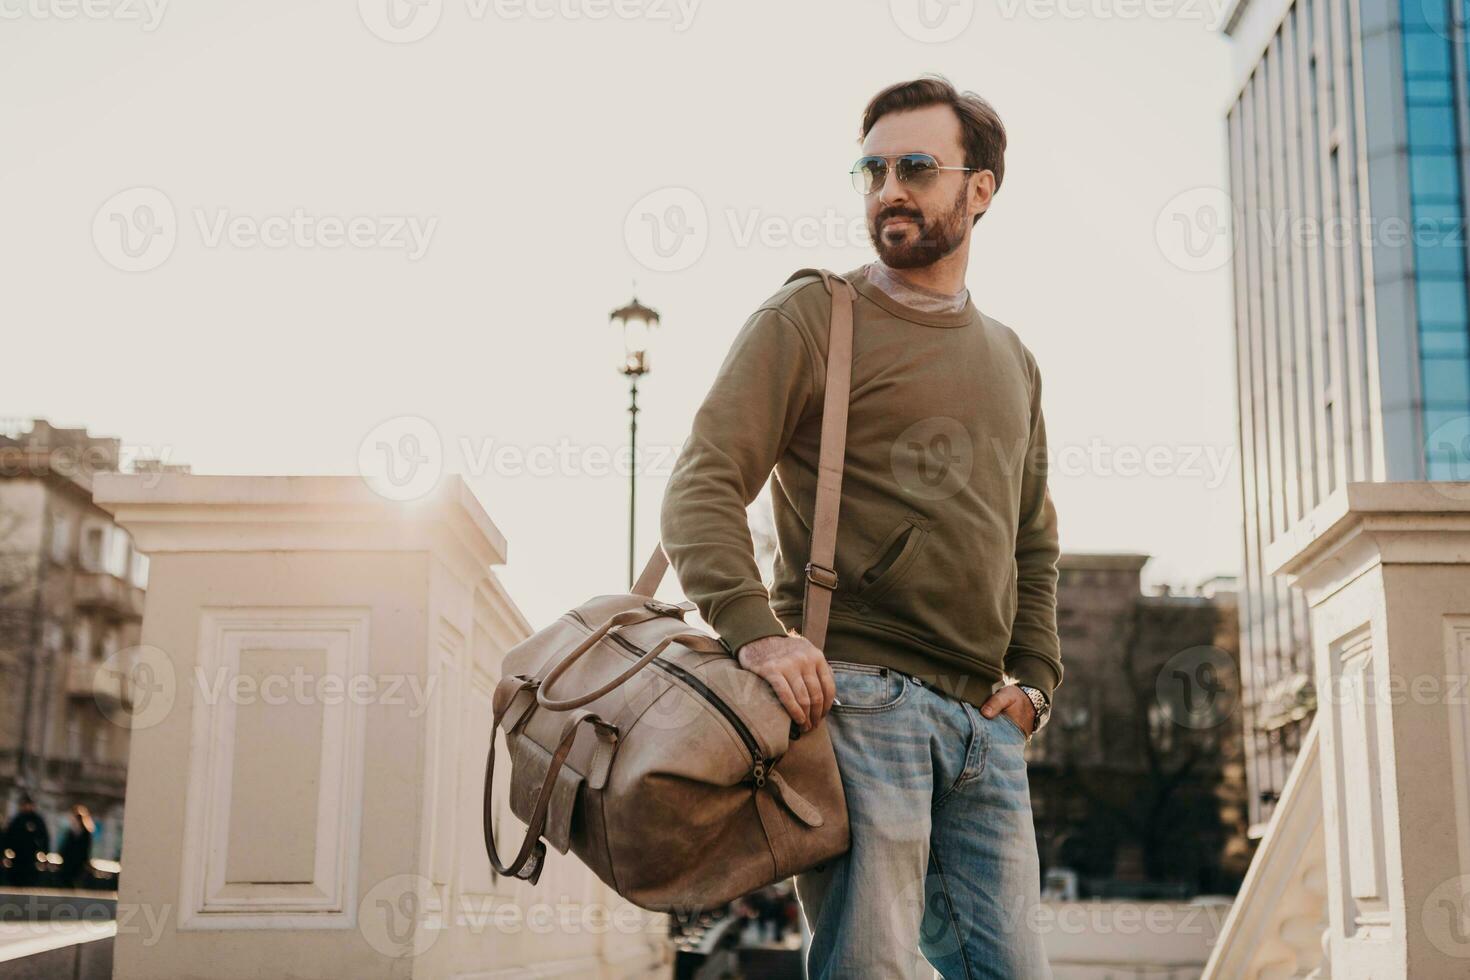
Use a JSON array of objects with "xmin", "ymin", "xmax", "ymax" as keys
[{"xmin": 482, "ymin": 269, "xmax": 857, "ymax": 913}]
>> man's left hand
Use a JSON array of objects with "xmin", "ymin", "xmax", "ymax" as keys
[{"xmin": 980, "ymin": 684, "xmax": 1036, "ymax": 735}]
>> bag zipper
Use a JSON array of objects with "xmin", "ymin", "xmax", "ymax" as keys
[{"xmin": 567, "ymin": 611, "xmax": 772, "ymax": 787}]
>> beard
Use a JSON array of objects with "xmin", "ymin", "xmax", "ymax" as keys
[{"xmin": 868, "ymin": 182, "xmax": 970, "ymax": 269}]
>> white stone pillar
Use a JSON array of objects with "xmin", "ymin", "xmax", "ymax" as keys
[
  {"xmin": 1266, "ymin": 482, "xmax": 1470, "ymax": 978},
  {"xmin": 93, "ymin": 474, "xmax": 669, "ymax": 980}
]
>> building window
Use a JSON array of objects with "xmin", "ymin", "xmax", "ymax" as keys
[
  {"xmin": 67, "ymin": 718, "xmax": 82, "ymax": 761},
  {"xmin": 105, "ymin": 530, "xmax": 130, "ymax": 579},
  {"xmin": 49, "ymin": 512, "xmax": 71, "ymax": 564},
  {"xmin": 73, "ymin": 618, "xmax": 93, "ymax": 663},
  {"xmin": 1402, "ymin": 0, "xmax": 1470, "ymax": 478},
  {"xmin": 80, "ymin": 524, "xmax": 106, "ymax": 573}
]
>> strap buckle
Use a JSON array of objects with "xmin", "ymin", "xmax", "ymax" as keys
[
  {"xmin": 805, "ymin": 561, "xmax": 838, "ymax": 591},
  {"xmin": 643, "ymin": 599, "xmax": 687, "ymax": 619}
]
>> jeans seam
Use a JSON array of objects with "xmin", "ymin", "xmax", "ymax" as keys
[
  {"xmin": 934, "ymin": 704, "xmax": 985, "ymax": 811},
  {"xmin": 928, "ymin": 841, "xmax": 976, "ymax": 980}
]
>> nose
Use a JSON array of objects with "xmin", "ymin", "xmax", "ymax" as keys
[{"xmin": 877, "ymin": 164, "xmax": 909, "ymax": 207}]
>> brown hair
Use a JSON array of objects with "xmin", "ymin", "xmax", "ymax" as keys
[{"xmin": 859, "ymin": 75, "xmax": 1007, "ymax": 224}]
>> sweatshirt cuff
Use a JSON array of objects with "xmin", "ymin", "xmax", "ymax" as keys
[
  {"xmin": 712, "ymin": 593, "xmax": 788, "ymax": 656},
  {"xmin": 1004, "ymin": 652, "xmax": 1061, "ymax": 702}
]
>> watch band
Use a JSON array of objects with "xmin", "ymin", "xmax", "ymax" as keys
[{"xmin": 1016, "ymin": 684, "xmax": 1050, "ymax": 734}]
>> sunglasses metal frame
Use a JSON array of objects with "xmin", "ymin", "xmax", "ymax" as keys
[{"xmin": 850, "ymin": 152, "xmax": 980, "ymax": 195}]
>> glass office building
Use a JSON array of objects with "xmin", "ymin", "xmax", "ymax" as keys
[{"xmin": 1223, "ymin": 0, "xmax": 1470, "ymax": 830}]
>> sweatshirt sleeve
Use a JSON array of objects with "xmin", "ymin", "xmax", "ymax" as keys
[
  {"xmin": 660, "ymin": 304, "xmax": 818, "ymax": 656},
  {"xmin": 1004, "ymin": 349, "xmax": 1064, "ymax": 700}
]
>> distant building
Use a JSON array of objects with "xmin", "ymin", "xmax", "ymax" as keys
[
  {"xmin": 1222, "ymin": 0, "xmax": 1470, "ymax": 832},
  {"xmin": 1027, "ymin": 553, "xmax": 1251, "ymax": 897},
  {"xmin": 0, "ymin": 419, "xmax": 188, "ymax": 861}
]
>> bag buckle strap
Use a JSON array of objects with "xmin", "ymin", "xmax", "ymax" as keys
[{"xmin": 805, "ymin": 561, "xmax": 838, "ymax": 591}]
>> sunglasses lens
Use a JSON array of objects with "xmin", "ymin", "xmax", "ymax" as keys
[
  {"xmin": 896, "ymin": 154, "xmax": 940, "ymax": 184},
  {"xmin": 852, "ymin": 158, "xmax": 886, "ymax": 194}
]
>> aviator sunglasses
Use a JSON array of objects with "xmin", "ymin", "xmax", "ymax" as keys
[{"xmin": 850, "ymin": 152, "xmax": 980, "ymax": 195}]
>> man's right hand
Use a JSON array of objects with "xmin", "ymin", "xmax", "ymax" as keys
[{"xmin": 735, "ymin": 630, "xmax": 836, "ymax": 734}]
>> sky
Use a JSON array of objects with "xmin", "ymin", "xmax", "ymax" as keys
[{"xmin": 1, "ymin": 0, "xmax": 1241, "ymax": 631}]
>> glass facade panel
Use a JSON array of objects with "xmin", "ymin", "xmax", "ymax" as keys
[{"xmin": 1402, "ymin": 0, "xmax": 1470, "ymax": 465}]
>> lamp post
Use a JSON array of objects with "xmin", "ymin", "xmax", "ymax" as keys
[{"xmin": 610, "ymin": 296, "xmax": 659, "ymax": 589}]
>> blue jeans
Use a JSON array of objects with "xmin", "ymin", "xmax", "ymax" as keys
[{"xmin": 794, "ymin": 660, "xmax": 1052, "ymax": 979}]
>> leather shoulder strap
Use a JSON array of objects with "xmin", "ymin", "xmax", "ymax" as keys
[{"xmin": 635, "ymin": 269, "xmax": 856, "ymax": 652}]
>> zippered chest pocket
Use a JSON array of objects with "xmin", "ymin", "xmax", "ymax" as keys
[{"xmin": 851, "ymin": 513, "xmax": 931, "ymax": 606}]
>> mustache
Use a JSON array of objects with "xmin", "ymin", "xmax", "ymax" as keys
[{"xmin": 876, "ymin": 207, "xmax": 925, "ymax": 227}]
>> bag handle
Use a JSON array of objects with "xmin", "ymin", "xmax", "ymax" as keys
[
  {"xmin": 535, "ymin": 612, "xmax": 725, "ymax": 711},
  {"xmin": 482, "ymin": 677, "xmax": 613, "ymax": 884},
  {"xmin": 633, "ymin": 269, "xmax": 857, "ymax": 651}
]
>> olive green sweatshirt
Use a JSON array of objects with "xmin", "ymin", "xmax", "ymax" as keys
[{"xmin": 658, "ymin": 267, "xmax": 1063, "ymax": 708}]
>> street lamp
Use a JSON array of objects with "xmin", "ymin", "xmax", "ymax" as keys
[{"xmin": 610, "ymin": 296, "xmax": 660, "ymax": 589}]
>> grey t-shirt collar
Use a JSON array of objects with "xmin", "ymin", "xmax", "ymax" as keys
[{"xmin": 862, "ymin": 260, "xmax": 970, "ymax": 315}]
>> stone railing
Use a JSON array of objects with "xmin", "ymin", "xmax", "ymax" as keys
[
  {"xmin": 1202, "ymin": 719, "xmax": 1326, "ymax": 978},
  {"xmin": 1204, "ymin": 482, "xmax": 1470, "ymax": 978},
  {"xmin": 93, "ymin": 473, "xmax": 672, "ymax": 980}
]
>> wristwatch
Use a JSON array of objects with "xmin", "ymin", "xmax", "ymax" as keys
[{"xmin": 1016, "ymin": 684, "xmax": 1051, "ymax": 734}]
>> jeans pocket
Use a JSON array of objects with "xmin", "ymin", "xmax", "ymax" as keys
[
  {"xmin": 828, "ymin": 661, "xmax": 908, "ymax": 713},
  {"xmin": 996, "ymin": 711, "xmax": 1030, "ymax": 741}
]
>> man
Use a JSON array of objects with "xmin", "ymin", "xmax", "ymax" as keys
[
  {"xmin": 2, "ymin": 795, "xmax": 52, "ymax": 888},
  {"xmin": 659, "ymin": 75, "xmax": 1059, "ymax": 978}
]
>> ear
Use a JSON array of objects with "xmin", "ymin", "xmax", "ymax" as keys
[{"xmin": 970, "ymin": 170, "xmax": 996, "ymax": 222}]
